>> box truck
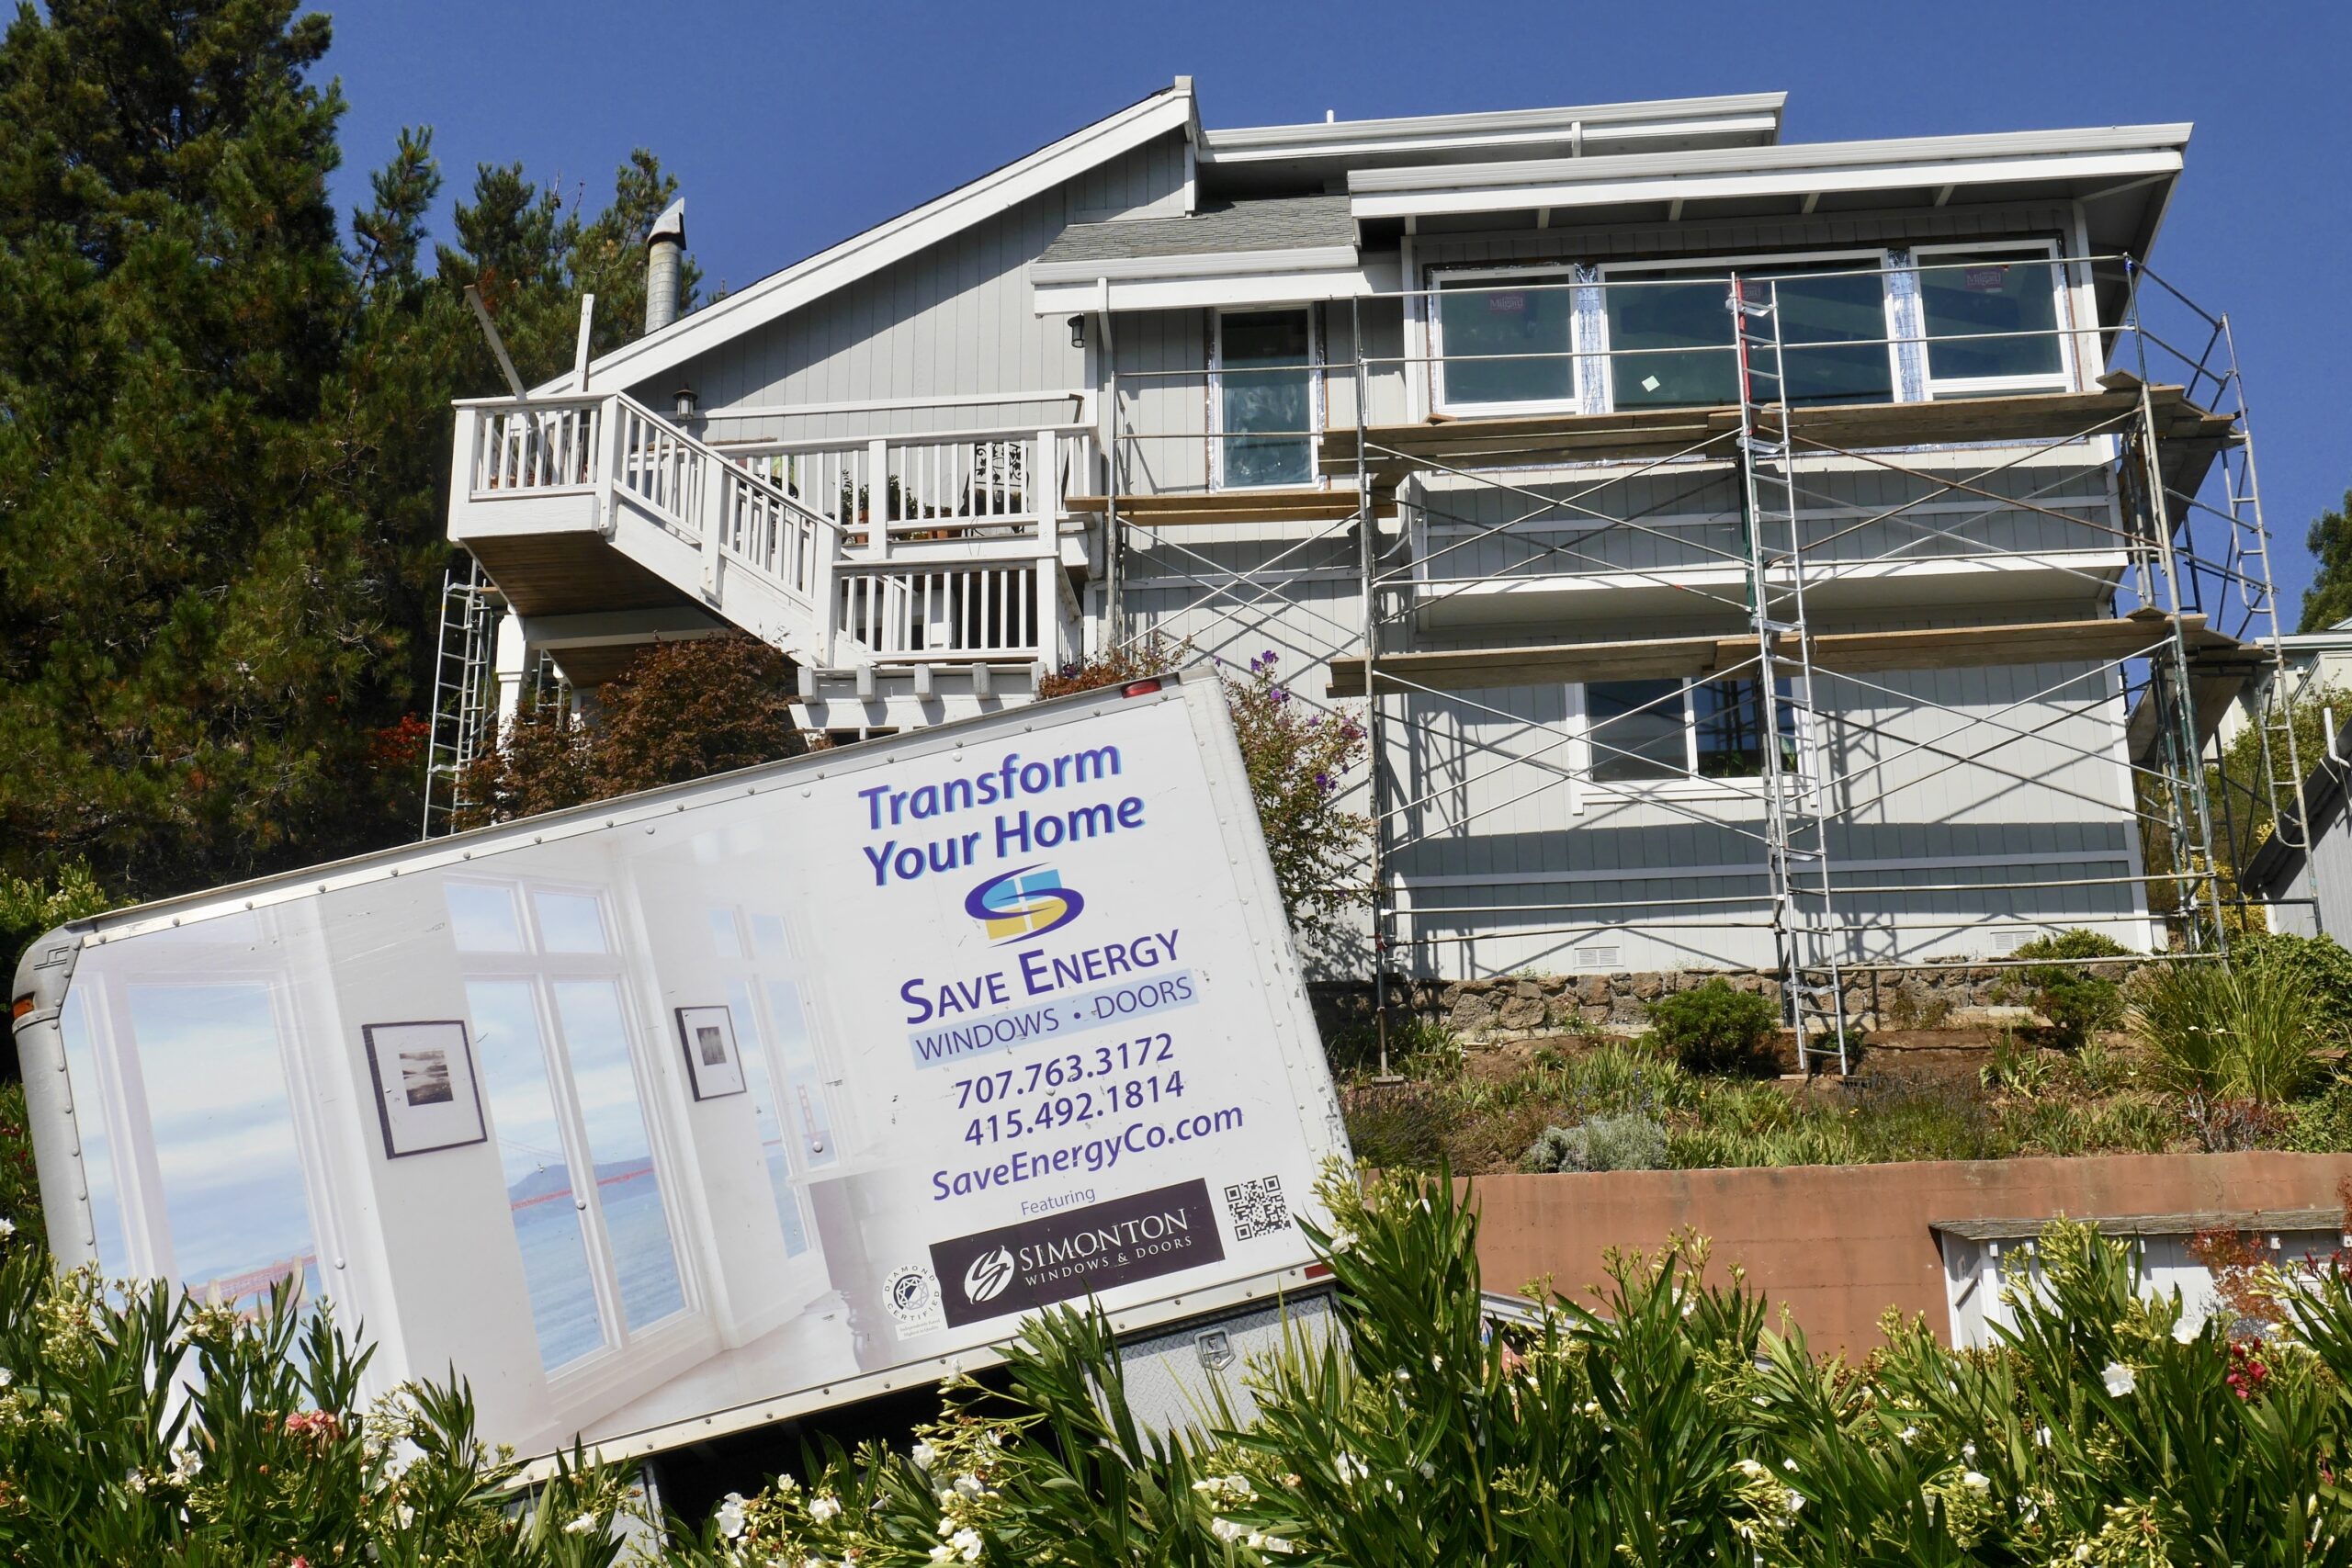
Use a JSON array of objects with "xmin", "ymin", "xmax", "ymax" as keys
[{"xmin": 9, "ymin": 671, "xmax": 1349, "ymax": 1465}]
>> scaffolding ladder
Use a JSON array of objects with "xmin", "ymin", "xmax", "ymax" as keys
[
  {"xmin": 1733, "ymin": 275, "xmax": 1850, "ymax": 1072},
  {"xmin": 420, "ymin": 558, "xmax": 499, "ymax": 840}
]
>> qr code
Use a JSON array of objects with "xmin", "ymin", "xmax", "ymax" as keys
[{"xmin": 1223, "ymin": 1176, "xmax": 1290, "ymax": 1241}]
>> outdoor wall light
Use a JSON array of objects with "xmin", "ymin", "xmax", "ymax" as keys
[
  {"xmin": 673, "ymin": 383, "xmax": 700, "ymax": 421},
  {"xmin": 1067, "ymin": 314, "xmax": 1086, "ymax": 349}
]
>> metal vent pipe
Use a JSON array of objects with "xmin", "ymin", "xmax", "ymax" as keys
[{"xmin": 645, "ymin": 197, "xmax": 685, "ymax": 333}]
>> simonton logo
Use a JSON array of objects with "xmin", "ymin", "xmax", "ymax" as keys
[
  {"xmin": 962, "ymin": 1247, "xmax": 1015, "ymax": 1304},
  {"xmin": 964, "ymin": 864, "xmax": 1084, "ymax": 943}
]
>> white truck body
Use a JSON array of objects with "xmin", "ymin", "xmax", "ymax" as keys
[{"xmin": 10, "ymin": 671, "xmax": 1347, "ymax": 1463}]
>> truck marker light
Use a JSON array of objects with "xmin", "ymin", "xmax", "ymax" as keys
[
  {"xmin": 1122, "ymin": 679, "xmax": 1163, "ymax": 697},
  {"xmin": 10, "ymin": 996, "xmax": 33, "ymax": 1022}
]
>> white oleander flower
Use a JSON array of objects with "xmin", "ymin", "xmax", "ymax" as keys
[
  {"xmin": 563, "ymin": 1512, "xmax": 597, "ymax": 1536},
  {"xmin": 952, "ymin": 1528, "xmax": 982, "ymax": 1562},
  {"xmin": 1210, "ymin": 1517, "xmax": 1245, "ymax": 1543},
  {"xmin": 2174, "ymin": 1317, "xmax": 2200, "ymax": 1344},
  {"xmin": 808, "ymin": 1493, "xmax": 842, "ymax": 1523},
  {"xmin": 911, "ymin": 1440, "xmax": 936, "ymax": 1469},
  {"xmin": 2102, "ymin": 1361, "xmax": 2137, "ymax": 1397},
  {"xmin": 716, "ymin": 1493, "xmax": 748, "ymax": 1539},
  {"xmin": 1962, "ymin": 1471, "xmax": 1990, "ymax": 1491}
]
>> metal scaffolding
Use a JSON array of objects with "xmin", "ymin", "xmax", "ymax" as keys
[{"xmin": 1098, "ymin": 255, "xmax": 2314, "ymax": 1073}]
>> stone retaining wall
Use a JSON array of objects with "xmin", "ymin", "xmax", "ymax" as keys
[{"xmin": 1312, "ymin": 961, "xmax": 2155, "ymax": 1045}]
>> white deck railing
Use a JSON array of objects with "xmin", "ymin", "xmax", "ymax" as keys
[{"xmin": 453, "ymin": 397, "xmax": 1093, "ymax": 668}]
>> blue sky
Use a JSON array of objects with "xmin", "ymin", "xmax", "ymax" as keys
[{"xmin": 318, "ymin": 0, "xmax": 2350, "ymax": 621}]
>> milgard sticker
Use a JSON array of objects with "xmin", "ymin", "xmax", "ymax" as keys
[{"xmin": 929, "ymin": 1179, "xmax": 1224, "ymax": 1328}]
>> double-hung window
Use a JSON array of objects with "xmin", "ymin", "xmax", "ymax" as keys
[
  {"xmin": 1583, "ymin": 675, "xmax": 1800, "ymax": 788},
  {"xmin": 1214, "ymin": 307, "xmax": 1318, "ymax": 489}
]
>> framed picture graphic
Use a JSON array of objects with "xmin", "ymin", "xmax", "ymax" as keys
[
  {"xmin": 362, "ymin": 1021, "xmax": 488, "ymax": 1158},
  {"xmin": 675, "ymin": 1005, "xmax": 747, "ymax": 1100}
]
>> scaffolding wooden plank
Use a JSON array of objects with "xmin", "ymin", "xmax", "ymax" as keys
[
  {"xmin": 1066, "ymin": 488, "xmax": 1391, "ymax": 525},
  {"xmin": 1326, "ymin": 614, "xmax": 2234, "ymax": 698},
  {"xmin": 1320, "ymin": 385, "xmax": 2229, "ymax": 478}
]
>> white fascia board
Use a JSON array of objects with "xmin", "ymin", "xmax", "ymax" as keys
[
  {"xmin": 1348, "ymin": 123, "xmax": 2193, "ymax": 196},
  {"xmin": 1034, "ymin": 259, "xmax": 1397, "ymax": 314},
  {"xmin": 1351, "ymin": 149, "xmax": 2184, "ymax": 223},
  {"xmin": 1029, "ymin": 244, "xmax": 1358, "ymax": 287},
  {"xmin": 1200, "ymin": 93, "xmax": 1787, "ymax": 163},
  {"xmin": 531, "ymin": 88, "xmax": 1194, "ymax": 397}
]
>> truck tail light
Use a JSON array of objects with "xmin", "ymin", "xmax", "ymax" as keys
[{"xmin": 1121, "ymin": 679, "xmax": 1163, "ymax": 698}]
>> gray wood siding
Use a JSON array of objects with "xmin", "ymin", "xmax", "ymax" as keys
[
  {"xmin": 1068, "ymin": 133, "xmax": 1189, "ymax": 222},
  {"xmin": 1411, "ymin": 459, "xmax": 2118, "ymax": 597},
  {"xmin": 639, "ymin": 130, "xmax": 1195, "ymax": 446},
  {"xmin": 1111, "ymin": 308, "xmax": 1209, "ymax": 492}
]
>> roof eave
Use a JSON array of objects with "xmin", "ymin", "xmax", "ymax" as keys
[{"xmin": 526, "ymin": 85, "xmax": 1196, "ymax": 398}]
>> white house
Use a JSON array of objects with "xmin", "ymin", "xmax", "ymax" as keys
[{"xmin": 438, "ymin": 80, "xmax": 2294, "ymax": 1032}]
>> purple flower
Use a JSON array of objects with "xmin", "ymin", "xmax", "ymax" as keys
[
  {"xmin": 1315, "ymin": 772, "xmax": 1332, "ymax": 792},
  {"xmin": 1272, "ymin": 688, "xmax": 1289, "ymax": 705},
  {"xmin": 1261, "ymin": 649, "xmax": 1278, "ymax": 666}
]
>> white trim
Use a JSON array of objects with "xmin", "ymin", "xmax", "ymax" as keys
[
  {"xmin": 1350, "ymin": 151, "xmax": 2184, "ymax": 225},
  {"xmin": 1034, "ymin": 265, "xmax": 1390, "ymax": 315},
  {"xmin": 1199, "ymin": 94, "xmax": 1786, "ymax": 164},
  {"xmin": 1209, "ymin": 305, "xmax": 1324, "ymax": 492},
  {"xmin": 1348, "ymin": 123, "xmax": 2191, "ymax": 196},
  {"xmin": 702, "ymin": 389, "xmax": 1091, "ymax": 423},
  {"xmin": 1030, "ymin": 244, "xmax": 1358, "ymax": 286},
  {"xmin": 534, "ymin": 88, "xmax": 1194, "ymax": 397}
]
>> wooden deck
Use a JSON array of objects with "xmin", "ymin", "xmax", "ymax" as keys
[{"xmin": 1326, "ymin": 611, "xmax": 2239, "ymax": 698}]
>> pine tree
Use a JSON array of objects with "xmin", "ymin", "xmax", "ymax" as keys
[
  {"xmin": 0, "ymin": 0, "xmax": 395, "ymax": 895},
  {"xmin": 0, "ymin": 0, "xmax": 698, "ymax": 908}
]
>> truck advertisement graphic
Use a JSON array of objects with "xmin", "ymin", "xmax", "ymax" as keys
[{"xmin": 10, "ymin": 673, "xmax": 1348, "ymax": 1461}]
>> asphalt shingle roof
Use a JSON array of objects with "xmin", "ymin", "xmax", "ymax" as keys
[{"xmin": 1037, "ymin": 194, "xmax": 1356, "ymax": 266}]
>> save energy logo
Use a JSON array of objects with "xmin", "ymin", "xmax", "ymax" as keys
[{"xmin": 966, "ymin": 864, "xmax": 1084, "ymax": 943}]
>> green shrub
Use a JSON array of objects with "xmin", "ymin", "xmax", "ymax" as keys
[
  {"xmin": 0, "ymin": 1083, "xmax": 45, "ymax": 1256},
  {"xmin": 0, "ymin": 1257, "xmax": 635, "ymax": 1563},
  {"xmin": 1341, "ymin": 1082, "xmax": 1460, "ymax": 1168},
  {"xmin": 2286, "ymin": 1078, "xmax": 2352, "ymax": 1152},
  {"xmin": 2233, "ymin": 931, "xmax": 2352, "ymax": 1039},
  {"xmin": 2133, "ymin": 955, "xmax": 2326, "ymax": 1103},
  {"xmin": 1323, "ymin": 1013, "xmax": 1464, "ymax": 1080},
  {"xmin": 2008, "ymin": 928, "xmax": 2132, "ymax": 1048},
  {"xmin": 1520, "ymin": 1112, "xmax": 1669, "ymax": 1173},
  {"xmin": 1644, "ymin": 979, "xmax": 1781, "ymax": 1075}
]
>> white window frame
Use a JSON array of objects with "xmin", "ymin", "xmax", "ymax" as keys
[
  {"xmin": 1571, "ymin": 675, "xmax": 1812, "ymax": 801},
  {"xmin": 448, "ymin": 874, "xmax": 702, "ymax": 1392},
  {"xmin": 1427, "ymin": 262, "xmax": 1585, "ymax": 418},
  {"xmin": 1209, "ymin": 304, "xmax": 1324, "ymax": 491},
  {"xmin": 1907, "ymin": 239, "xmax": 2079, "ymax": 399},
  {"xmin": 1594, "ymin": 245, "xmax": 1900, "ymax": 418}
]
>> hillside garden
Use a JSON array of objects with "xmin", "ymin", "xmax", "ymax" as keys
[{"xmin": 1338, "ymin": 931, "xmax": 2352, "ymax": 1177}]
